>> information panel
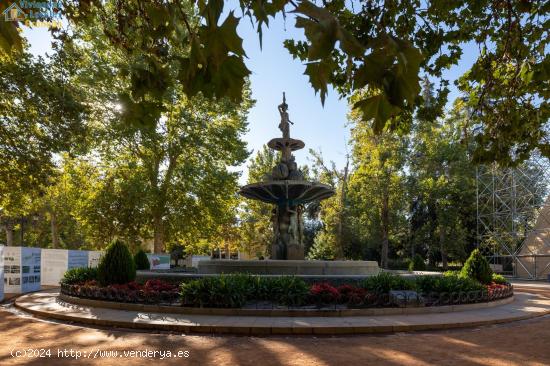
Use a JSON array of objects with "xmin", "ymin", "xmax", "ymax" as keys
[
  {"xmin": 146, "ymin": 253, "xmax": 170, "ymax": 270},
  {"xmin": 41, "ymin": 249, "xmax": 89, "ymax": 286},
  {"xmin": 3, "ymin": 247, "xmax": 41, "ymax": 293},
  {"xmin": 0, "ymin": 245, "xmax": 4, "ymax": 302},
  {"xmin": 185, "ymin": 255, "xmax": 211, "ymax": 268},
  {"xmin": 88, "ymin": 251, "xmax": 103, "ymax": 268}
]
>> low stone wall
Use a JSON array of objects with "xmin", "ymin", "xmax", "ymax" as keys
[
  {"xmin": 57, "ymin": 292, "xmax": 515, "ymax": 317},
  {"xmin": 197, "ymin": 259, "xmax": 380, "ymax": 275}
]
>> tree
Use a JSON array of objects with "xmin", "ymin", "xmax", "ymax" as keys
[
  {"xmin": 408, "ymin": 102, "xmax": 477, "ymax": 268},
  {"xmin": 239, "ymin": 145, "xmax": 279, "ymax": 258},
  {"xmin": 0, "ymin": 48, "xmax": 88, "ymax": 245},
  {"xmin": 48, "ymin": 7, "xmax": 253, "ymax": 253},
  {"xmin": 348, "ymin": 92, "xmax": 409, "ymax": 268},
  {"xmin": 309, "ymin": 149, "xmax": 350, "ymax": 259},
  {"xmin": 2, "ymin": 0, "xmax": 544, "ymax": 163}
]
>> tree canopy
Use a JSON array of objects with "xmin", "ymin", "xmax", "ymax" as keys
[{"xmin": 2, "ymin": 0, "xmax": 547, "ymax": 164}]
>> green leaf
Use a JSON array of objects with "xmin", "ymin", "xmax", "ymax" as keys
[
  {"xmin": 217, "ymin": 12, "xmax": 246, "ymax": 57},
  {"xmin": 304, "ymin": 60, "xmax": 334, "ymax": 105},
  {"xmin": 353, "ymin": 94, "xmax": 400, "ymax": 133},
  {"xmin": 295, "ymin": 16, "xmax": 338, "ymax": 60},
  {"xmin": 0, "ymin": 21, "xmax": 22, "ymax": 57}
]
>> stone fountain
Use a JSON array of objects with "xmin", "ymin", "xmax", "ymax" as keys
[
  {"xmin": 239, "ymin": 93, "xmax": 335, "ymax": 260},
  {"xmin": 197, "ymin": 94, "xmax": 379, "ymax": 276}
]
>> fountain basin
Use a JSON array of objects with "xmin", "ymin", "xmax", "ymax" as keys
[
  {"xmin": 239, "ymin": 180, "xmax": 335, "ymax": 205},
  {"xmin": 197, "ymin": 260, "xmax": 380, "ymax": 276}
]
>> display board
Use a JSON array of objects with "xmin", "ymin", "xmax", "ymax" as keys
[
  {"xmin": 146, "ymin": 253, "xmax": 170, "ymax": 270},
  {"xmin": 3, "ymin": 247, "xmax": 41, "ymax": 293},
  {"xmin": 185, "ymin": 255, "xmax": 211, "ymax": 268},
  {"xmin": 88, "ymin": 251, "xmax": 103, "ymax": 268},
  {"xmin": 0, "ymin": 246, "xmax": 4, "ymax": 302},
  {"xmin": 41, "ymin": 249, "xmax": 89, "ymax": 286}
]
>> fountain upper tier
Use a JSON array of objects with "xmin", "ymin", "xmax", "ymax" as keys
[
  {"xmin": 239, "ymin": 180, "xmax": 334, "ymax": 205},
  {"xmin": 239, "ymin": 93, "xmax": 334, "ymax": 206},
  {"xmin": 267, "ymin": 137, "xmax": 305, "ymax": 152}
]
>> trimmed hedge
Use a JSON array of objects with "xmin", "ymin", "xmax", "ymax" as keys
[
  {"xmin": 61, "ymin": 267, "xmax": 98, "ymax": 285},
  {"xmin": 134, "ymin": 250, "xmax": 151, "ymax": 270},
  {"xmin": 98, "ymin": 240, "xmax": 136, "ymax": 286},
  {"xmin": 180, "ymin": 274, "xmax": 309, "ymax": 308},
  {"xmin": 179, "ymin": 272, "xmax": 501, "ymax": 308},
  {"xmin": 359, "ymin": 272, "xmax": 416, "ymax": 294},
  {"xmin": 492, "ymin": 273, "xmax": 507, "ymax": 284},
  {"xmin": 408, "ymin": 254, "xmax": 427, "ymax": 271},
  {"xmin": 460, "ymin": 249, "xmax": 493, "ymax": 284},
  {"xmin": 416, "ymin": 273, "xmax": 485, "ymax": 293}
]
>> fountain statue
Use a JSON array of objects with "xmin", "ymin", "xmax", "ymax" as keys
[{"xmin": 239, "ymin": 93, "xmax": 335, "ymax": 259}]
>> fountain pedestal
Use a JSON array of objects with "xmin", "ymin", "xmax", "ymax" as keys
[{"xmin": 198, "ymin": 259, "xmax": 380, "ymax": 275}]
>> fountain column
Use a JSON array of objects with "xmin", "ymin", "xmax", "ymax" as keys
[{"xmin": 239, "ymin": 93, "xmax": 335, "ymax": 260}]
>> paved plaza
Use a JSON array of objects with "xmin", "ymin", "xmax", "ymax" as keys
[{"xmin": 0, "ymin": 282, "xmax": 549, "ymax": 365}]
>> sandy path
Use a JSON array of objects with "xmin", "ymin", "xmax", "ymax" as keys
[{"xmin": 0, "ymin": 284, "xmax": 548, "ymax": 366}]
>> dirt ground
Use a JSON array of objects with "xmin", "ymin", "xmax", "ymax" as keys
[{"xmin": 0, "ymin": 284, "xmax": 549, "ymax": 366}]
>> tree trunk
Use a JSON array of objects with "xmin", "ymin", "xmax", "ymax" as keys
[
  {"xmin": 381, "ymin": 188, "xmax": 390, "ymax": 269},
  {"xmin": 153, "ymin": 214, "xmax": 165, "ymax": 253},
  {"xmin": 19, "ymin": 217, "xmax": 24, "ymax": 245},
  {"xmin": 335, "ymin": 156, "xmax": 349, "ymax": 260},
  {"xmin": 5, "ymin": 222, "xmax": 14, "ymax": 246},
  {"xmin": 440, "ymin": 227, "xmax": 448, "ymax": 270},
  {"xmin": 51, "ymin": 211, "xmax": 59, "ymax": 248},
  {"xmin": 225, "ymin": 241, "xmax": 230, "ymax": 260}
]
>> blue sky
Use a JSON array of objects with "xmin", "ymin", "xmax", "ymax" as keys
[{"xmin": 21, "ymin": 6, "xmax": 479, "ymax": 183}]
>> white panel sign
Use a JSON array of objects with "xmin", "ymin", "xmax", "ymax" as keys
[
  {"xmin": 3, "ymin": 247, "xmax": 41, "ymax": 293},
  {"xmin": 146, "ymin": 253, "xmax": 170, "ymax": 270},
  {"xmin": 88, "ymin": 251, "xmax": 103, "ymax": 268},
  {"xmin": 185, "ymin": 255, "xmax": 211, "ymax": 268},
  {"xmin": 0, "ymin": 245, "xmax": 4, "ymax": 302},
  {"xmin": 41, "ymin": 249, "xmax": 89, "ymax": 286}
]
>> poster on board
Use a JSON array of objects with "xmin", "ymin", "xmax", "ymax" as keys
[
  {"xmin": 3, "ymin": 247, "xmax": 41, "ymax": 293},
  {"xmin": 146, "ymin": 253, "xmax": 170, "ymax": 270},
  {"xmin": 88, "ymin": 251, "xmax": 103, "ymax": 268},
  {"xmin": 41, "ymin": 249, "xmax": 89, "ymax": 286},
  {"xmin": 0, "ymin": 245, "xmax": 4, "ymax": 302},
  {"xmin": 185, "ymin": 255, "xmax": 211, "ymax": 268}
]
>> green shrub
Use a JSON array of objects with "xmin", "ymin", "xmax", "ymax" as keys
[
  {"xmin": 270, "ymin": 276, "xmax": 309, "ymax": 306},
  {"xmin": 408, "ymin": 254, "xmax": 427, "ymax": 271},
  {"xmin": 359, "ymin": 272, "xmax": 416, "ymax": 294},
  {"xmin": 97, "ymin": 240, "xmax": 136, "ymax": 286},
  {"xmin": 306, "ymin": 232, "xmax": 336, "ymax": 260},
  {"xmin": 460, "ymin": 249, "xmax": 493, "ymax": 284},
  {"xmin": 180, "ymin": 274, "xmax": 310, "ymax": 308},
  {"xmin": 61, "ymin": 267, "xmax": 98, "ymax": 285},
  {"xmin": 443, "ymin": 270, "xmax": 460, "ymax": 277},
  {"xmin": 134, "ymin": 249, "xmax": 150, "ymax": 270},
  {"xmin": 492, "ymin": 273, "xmax": 507, "ymax": 284},
  {"xmin": 180, "ymin": 274, "xmax": 250, "ymax": 308},
  {"xmin": 416, "ymin": 274, "xmax": 484, "ymax": 293}
]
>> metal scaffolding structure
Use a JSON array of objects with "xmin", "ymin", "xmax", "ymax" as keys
[{"xmin": 476, "ymin": 155, "xmax": 550, "ymax": 279}]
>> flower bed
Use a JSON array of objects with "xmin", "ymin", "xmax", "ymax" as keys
[
  {"xmin": 60, "ymin": 273, "xmax": 513, "ymax": 309},
  {"xmin": 61, "ymin": 279, "xmax": 180, "ymax": 304}
]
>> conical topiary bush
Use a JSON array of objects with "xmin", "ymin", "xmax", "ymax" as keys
[
  {"xmin": 98, "ymin": 240, "xmax": 136, "ymax": 286},
  {"xmin": 460, "ymin": 249, "xmax": 493, "ymax": 284},
  {"xmin": 134, "ymin": 249, "xmax": 151, "ymax": 270}
]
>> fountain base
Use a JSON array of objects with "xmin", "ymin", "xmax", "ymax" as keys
[{"xmin": 197, "ymin": 259, "xmax": 380, "ymax": 276}]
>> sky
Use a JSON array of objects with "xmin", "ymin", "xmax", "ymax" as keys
[{"xmin": 20, "ymin": 4, "xmax": 479, "ymax": 183}]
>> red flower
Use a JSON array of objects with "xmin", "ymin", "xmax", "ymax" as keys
[
  {"xmin": 310, "ymin": 283, "xmax": 341, "ymax": 304},
  {"xmin": 337, "ymin": 284, "xmax": 367, "ymax": 305}
]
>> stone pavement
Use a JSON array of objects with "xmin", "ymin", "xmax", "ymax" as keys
[{"xmin": 14, "ymin": 290, "xmax": 550, "ymax": 335}]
